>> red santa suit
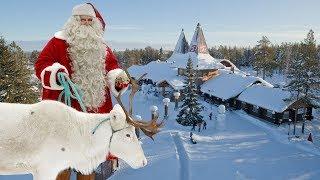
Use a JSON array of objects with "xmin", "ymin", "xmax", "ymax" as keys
[
  {"xmin": 35, "ymin": 5, "xmax": 127, "ymax": 114},
  {"xmin": 35, "ymin": 36, "xmax": 126, "ymax": 113}
]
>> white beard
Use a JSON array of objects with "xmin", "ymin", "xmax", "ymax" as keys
[{"xmin": 64, "ymin": 16, "xmax": 108, "ymax": 110}]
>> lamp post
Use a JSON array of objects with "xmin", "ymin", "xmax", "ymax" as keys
[
  {"xmin": 163, "ymin": 98, "xmax": 170, "ymax": 119},
  {"xmin": 293, "ymin": 109, "xmax": 297, "ymax": 136},
  {"xmin": 302, "ymin": 107, "xmax": 306, "ymax": 134},
  {"xmin": 150, "ymin": 105, "xmax": 158, "ymax": 119},
  {"xmin": 288, "ymin": 118, "xmax": 292, "ymax": 137},
  {"xmin": 173, "ymin": 91, "xmax": 181, "ymax": 110}
]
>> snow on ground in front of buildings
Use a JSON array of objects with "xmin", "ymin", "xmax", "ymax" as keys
[
  {"xmin": 109, "ymin": 90, "xmax": 320, "ymax": 180},
  {"xmin": 1, "ymin": 73, "xmax": 320, "ymax": 180}
]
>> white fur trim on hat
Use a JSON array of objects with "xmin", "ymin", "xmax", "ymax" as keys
[
  {"xmin": 40, "ymin": 63, "xmax": 69, "ymax": 90},
  {"xmin": 106, "ymin": 68, "xmax": 129, "ymax": 97},
  {"xmin": 72, "ymin": 3, "xmax": 95, "ymax": 17}
]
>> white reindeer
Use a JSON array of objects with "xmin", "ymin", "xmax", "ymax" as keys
[
  {"xmin": 0, "ymin": 70, "xmax": 162, "ymax": 180},
  {"xmin": 0, "ymin": 100, "xmax": 151, "ymax": 179}
]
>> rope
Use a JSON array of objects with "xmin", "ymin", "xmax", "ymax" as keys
[
  {"xmin": 57, "ymin": 72, "xmax": 87, "ymax": 112},
  {"xmin": 56, "ymin": 72, "xmax": 111, "ymax": 134},
  {"xmin": 92, "ymin": 117, "xmax": 111, "ymax": 134}
]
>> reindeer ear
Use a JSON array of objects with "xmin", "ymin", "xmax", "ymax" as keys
[{"xmin": 110, "ymin": 104, "xmax": 127, "ymax": 131}]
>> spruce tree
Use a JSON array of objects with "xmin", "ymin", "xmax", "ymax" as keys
[
  {"xmin": 176, "ymin": 58, "xmax": 203, "ymax": 126},
  {"xmin": 0, "ymin": 38, "xmax": 38, "ymax": 103}
]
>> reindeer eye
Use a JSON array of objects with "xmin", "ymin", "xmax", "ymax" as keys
[{"xmin": 126, "ymin": 134, "xmax": 131, "ymax": 138}]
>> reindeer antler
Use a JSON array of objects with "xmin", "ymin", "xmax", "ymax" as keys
[{"xmin": 115, "ymin": 70, "xmax": 163, "ymax": 140}]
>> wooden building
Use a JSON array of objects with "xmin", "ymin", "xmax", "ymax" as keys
[{"xmin": 237, "ymin": 84, "xmax": 315, "ymax": 124}]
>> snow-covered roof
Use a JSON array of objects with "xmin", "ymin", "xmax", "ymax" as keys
[
  {"xmin": 173, "ymin": 29, "xmax": 189, "ymax": 54},
  {"xmin": 219, "ymin": 59, "xmax": 239, "ymax": 71},
  {"xmin": 167, "ymin": 52, "xmax": 225, "ymax": 70},
  {"xmin": 201, "ymin": 69, "xmax": 273, "ymax": 101},
  {"xmin": 128, "ymin": 61, "xmax": 185, "ymax": 90},
  {"xmin": 237, "ymin": 84, "xmax": 294, "ymax": 113},
  {"xmin": 156, "ymin": 79, "xmax": 185, "ymax": 90}
]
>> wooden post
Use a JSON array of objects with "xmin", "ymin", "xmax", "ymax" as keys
[
  {"xmin": 164, "ymin": 105, "xmax": 168, "ymax": 118},
  {"xmin": 162, "ymin": 87, "xmax": 165, "ymax": 96},
  {"xmin": 293, "ymin": 109, "xmax": 297, "ymax": 136}
]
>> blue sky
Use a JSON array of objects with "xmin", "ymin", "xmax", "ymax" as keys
[{"xmin": 1, "ymin": 0, "xmax": 320, "ymax": 50}]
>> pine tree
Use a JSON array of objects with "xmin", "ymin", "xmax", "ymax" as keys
[
  {"xmin": 176, "ymin": 58, "xmax": 203, "ymax": 126},
  {"xmin": 254, "ymin": 36, "xmax": 275, "ymax": 79},
  {"xmin": 159, "ymin": 47, "xmax": 164, "ymax": 61},
  {"xmin": 29, "ymin": 50, "xmax": 40, "ymax": 65},
  {"xmin": 0, "ymin": 38, "xmax": 38, "ymax": 103},
  {"xmin": 286, "ymin": 44, "xmax": 305, "ymax": 99},
  {"xmin": 300, "ymin": 30, "xmax": 320, "ymax": 102},
  {"xmin": 286, "ymin": 30, "xmax": 320, "ymax": 103}
]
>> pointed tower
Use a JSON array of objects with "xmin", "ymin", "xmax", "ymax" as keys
[
  {"xmin": 167, "ymin": 23, "xmax": 224, "ymax": 71},
  {"xmin": 189, "ymin": 23, "xmax": 209, "ymax": 54},
  {"xmin": 173, "ymin": 29, "xmax": 189, "ymax": 54}
]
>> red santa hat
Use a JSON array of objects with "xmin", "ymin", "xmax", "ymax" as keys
[{"xmin": 72, "ymin": 3, "xmax": 106, "ymax": 31}]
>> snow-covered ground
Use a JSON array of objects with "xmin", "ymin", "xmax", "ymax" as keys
[
  {"xmin": 107, "ymin": 92, "xmax": 320, "ymax": 180},
  {"xmin": 1, "ymin": 70, "xmax": 320, "ymax": 180}
]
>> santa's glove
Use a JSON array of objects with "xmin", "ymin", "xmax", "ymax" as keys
[
  {"xmin": 40, "ymin": 63, "xmax": 69, "ymax": 90},
  {"xmin": 106, "ymin": 69, "xmax": 130, "ymax": 96},
  {"xmin": 115, "ymin": 71, "xmax": 130, "ymax": 94}
]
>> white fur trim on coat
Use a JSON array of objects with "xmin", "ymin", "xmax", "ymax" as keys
[
  {"xmin": 40, "ymin": 63, "xmax": 69, "ymax": 90},
  {"xmin": 72, "ymin": 4, "xmax": 95, "ymax": 17},
  {"xmin": 106, "ymin": 69, "xmax": 129, "ymax": 97},
  {"xmin": 54, "ymin": 31, "xmax": 66, "ymax": 40}
]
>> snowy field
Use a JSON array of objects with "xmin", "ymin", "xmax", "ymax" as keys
[{"xmin": 1, "ymin": 69, "xmax": 320, "ymax": 180}]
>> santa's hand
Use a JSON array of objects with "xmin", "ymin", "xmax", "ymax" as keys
[
  {"xmin": 40, "ymin": 63, "xmax": 69, "ymax": 90},
  {"xmin": 115, "ymin": 71, "xmax": 130, "ymax": 93}
]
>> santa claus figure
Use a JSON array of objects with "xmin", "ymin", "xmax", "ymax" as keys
[{"xmin": 35, "ymin": 3, "xmax": 129, "ymax": 180}]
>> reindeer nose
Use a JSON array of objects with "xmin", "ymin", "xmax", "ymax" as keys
[{"xmin": 142, "ymin": 158, "xmax": 147, "ymax": 166}]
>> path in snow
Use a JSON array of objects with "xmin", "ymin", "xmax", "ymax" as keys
[{"xmin": 171, "ymin": 132, "xmax": 189, "ymax": 180}]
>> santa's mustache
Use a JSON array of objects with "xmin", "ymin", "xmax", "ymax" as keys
[{"xmin": 71, "ymin": 25, "xmax": 101, "ymax": 40}]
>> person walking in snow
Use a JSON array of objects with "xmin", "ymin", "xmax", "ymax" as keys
[
  {"xmin": 198, "ymin": 122, "xmax": 202, "ymax": 132},
  {"xmin": 191, "ymin": 121, "xmax": 196, "ymax": 131},
  {"xmin": 209, "ymin": 112, "xmax": 212, "ymax": 120},
  {"xmin": 35, "ymin": 3, "xmax": 129, "ymax": 180},
  {"xmin": 203, "ymin": 121, "xmax": 207, "ymax": 130}
]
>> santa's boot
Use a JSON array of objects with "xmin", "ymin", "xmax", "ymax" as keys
[
  {"xmin": 77, "ymin": 172, "xmax": 95, "ymax": 180},
  {"xmin": 56, "ymin": 169, "xmax": 71, "ymax": 180}
]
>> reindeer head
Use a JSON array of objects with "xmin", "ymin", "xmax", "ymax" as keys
[
  {"xmin": 108, "ymin": 70, "xmax": 163, "ymax": 169},
  {"xmin": 108, "ymin": 104, "xmax": 147, "ymax": 169}
]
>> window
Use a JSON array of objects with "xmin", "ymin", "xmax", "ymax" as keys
[
  {"xmin": 283, "ymin": 111, "xmax": 289, "ymax": 120},
  {"xmin": 252, "ymin": 105, "xmax": 259, "ymax": 113},
  {"xmin": 266, "ymin": 110, "xmax": 274, "ymax": 118}
]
